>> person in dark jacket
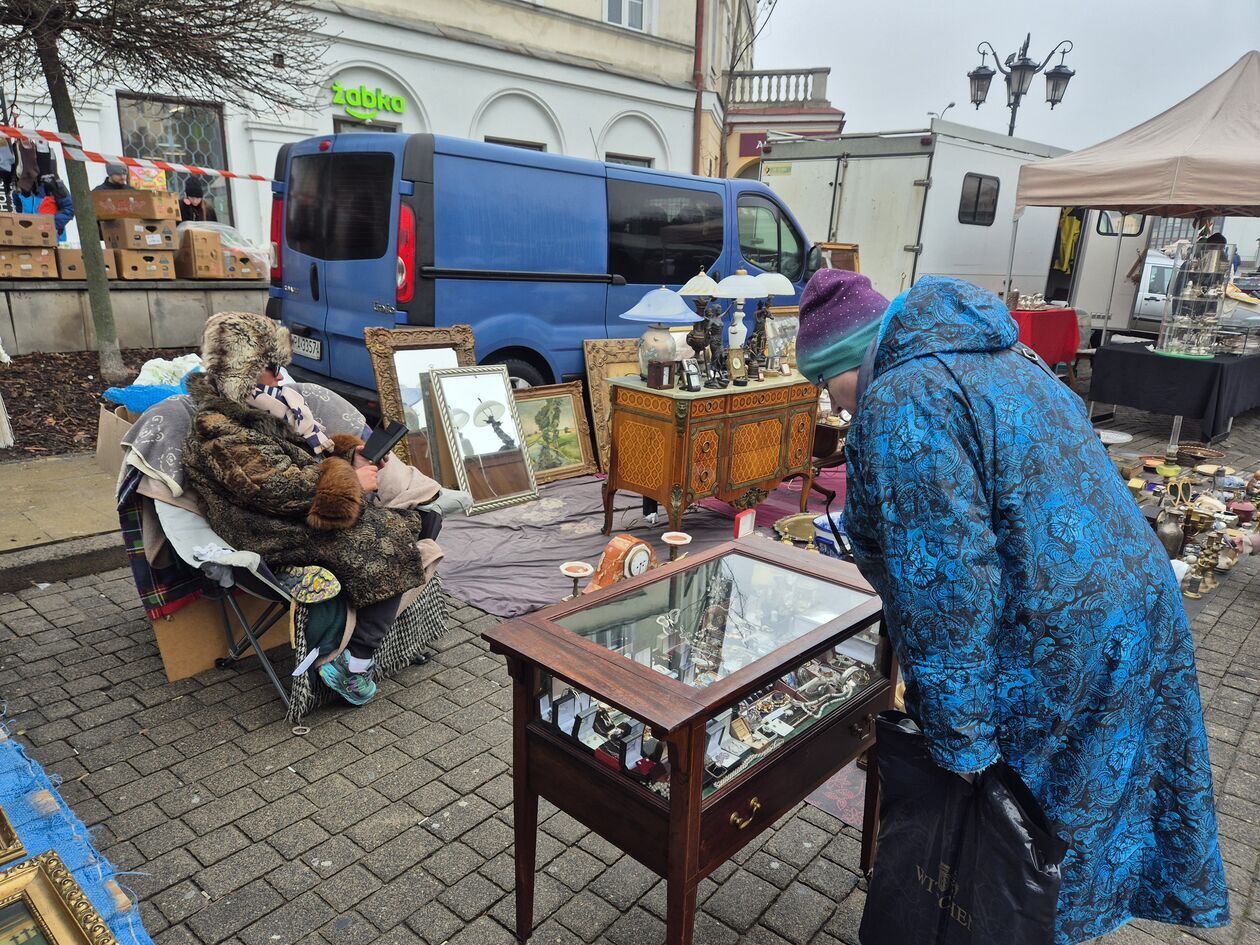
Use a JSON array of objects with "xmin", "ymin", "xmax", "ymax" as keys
[
  {"xmin": 796, "ymin": 270, "xmax": 1229, "ymax": 944},
  {"xmin": 15, "ymin": 175, "xmax": 73, "ymax": 240},
  {"xmin": 179, "ymin": 176, "xmax": 218, "ymax": 222},
  {"xmin": 93, "ymin": 163, "xmax": 131, "ymax": 191}
]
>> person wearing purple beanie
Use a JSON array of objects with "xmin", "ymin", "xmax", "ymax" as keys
[{"xmin": 796, "ymin": 271, "xmax": 1227, "ymax": 944}]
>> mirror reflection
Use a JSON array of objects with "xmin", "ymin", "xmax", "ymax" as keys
[
  {"xmin": 393, "ymin": 347, "xmax": 459, "ymax": 478},
  {"xmin": 433, "ymin": 367, "xmax": 538, "ymax": 513}
]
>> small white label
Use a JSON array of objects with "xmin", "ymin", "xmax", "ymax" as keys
[
  {"xmin": 145, "ymin": 234, "xmax": 163, "ymax": 246},
  {"xmin": 19, "ymin": 264, "xmax": 31, "ymax": 270}
]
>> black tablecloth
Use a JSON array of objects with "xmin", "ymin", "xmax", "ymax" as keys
[{"xmin": 1089, "ymin": 342, "xmax": 1260, "ymax": 439}]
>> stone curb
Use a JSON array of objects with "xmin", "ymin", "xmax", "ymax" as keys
[{"xmin": 0, "ymin": 531, "xmax": 125, "ymax": 594}]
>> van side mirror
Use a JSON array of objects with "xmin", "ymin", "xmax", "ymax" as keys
[{"xmin": 805, "ymin": 246, "xmax": 824, "ymax": 278}]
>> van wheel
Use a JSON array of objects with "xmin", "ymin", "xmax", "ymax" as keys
[{"xmin": 495, "ymin": 358, "xmax": 547, "ymax": 390}]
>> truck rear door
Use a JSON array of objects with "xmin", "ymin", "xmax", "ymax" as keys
[
  {"xmin": 323, "ymin": 134, "xmax": 407, "ymax": 392},
  {"xmin": 278, "ymin": 138, "xmax": 332, "ymax": 378},
  {"xmin": 833, "ymin": 155, "xmax": 930, "ymax": 298}
]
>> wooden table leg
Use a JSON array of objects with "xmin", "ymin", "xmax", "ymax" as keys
[
  {"xmin": 509, "ymin": 662, "xmax": 538, "ymax": 942},
  {"xmin": 665, "ymin": 725, "xmax": 703, "ymax": 945},
  {"xmin": 860, "ymin": 739, "xmax": 880, "ymax": 877}
]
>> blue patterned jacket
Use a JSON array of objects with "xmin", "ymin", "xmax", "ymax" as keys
[{"xmin": 844, "ymin": 276, "xmax": 1229, "ymax": 944}]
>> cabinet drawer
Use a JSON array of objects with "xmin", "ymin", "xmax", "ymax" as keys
[
  {"xmin": 785, "ymin": 409, "xmax": 815, "ymax": 471},
  {"xmin": 697, "ymin": 684, "xmax": 890, "ymax": 876},
  {"xmin": 687, "ymin": 425, "xmax": 722, "ymax": 500}
]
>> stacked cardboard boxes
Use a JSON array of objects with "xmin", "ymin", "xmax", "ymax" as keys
[
  {"xmin": 0, "ymin": 212, "xmax": 58, "ymax": 279},
  {"xmin": 93, "ymin": 191, "xmax": 179, "ymax": 281},
  {"xmin": 175, "ymin": 227, "xmax": 225, "ymax": 279}
]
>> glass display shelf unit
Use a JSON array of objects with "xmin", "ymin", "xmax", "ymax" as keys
[{"xmin": 1155, "ymin": 241, "xmax": 1236, "ymax": 358}]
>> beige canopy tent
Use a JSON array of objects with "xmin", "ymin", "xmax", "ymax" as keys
[{"xmin": 1016, "ymin": 50, "xmax": 1260, "ymax": 217}]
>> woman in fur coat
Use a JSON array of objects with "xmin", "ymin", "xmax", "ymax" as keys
[{"xmin": 184, "ymin": 312, "xmax": 437, "ymax": 704}]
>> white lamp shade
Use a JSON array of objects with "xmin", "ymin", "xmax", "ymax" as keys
[
  {"xmin": 618, "ymin": 286, "xmax": 699, "ymax": 324},
  {"xmin": 678, "ymin": 269, "xmax": 720, "ymax": 297},
  {"xmin": 715, "ymin": 268, "xmax": 769, "ymax": 299},
  {"xmin": 756, "ymin": 271, "xmax": 795, "ymax": 297}
]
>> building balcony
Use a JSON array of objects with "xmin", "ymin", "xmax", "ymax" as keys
[{"xmin": 728, "ymin": 67, "xmax": 831, "ymax": 110}]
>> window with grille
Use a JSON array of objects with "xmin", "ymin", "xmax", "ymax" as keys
[
  {"xmin": 958, "ymin": 173, "xmax": 999, "ymax": 226},
  {"xmin": 117, "ymin": 95, "xmax": 233, "ymax": 225},
  {"xmin": 606, "ymin": 0, "xmax": 645, "ymax": 30}
]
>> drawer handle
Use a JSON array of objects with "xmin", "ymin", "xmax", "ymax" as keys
[
  {"xmin": 701, "ymin": 440, "xmax": 713, "ymax": 453},
  {"xmin": 730, "ymin": 797, "xmax": 762, "ymax": 830},
  {"xmin": 850, "ymin": 714, "xmax": 875, "ymax": 739}
]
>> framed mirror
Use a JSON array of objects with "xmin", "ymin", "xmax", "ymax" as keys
[
  {"xmin": 430, "ymin": 365, "xmax": 539, "ymax": 514},
  {"xmin": 365, "ymin": 326, "xmax": 476, "ymax": 480}
]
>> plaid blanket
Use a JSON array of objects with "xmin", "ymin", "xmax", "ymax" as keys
[{"xmin": 118, "ymin": 468, "xmax": 209, "ymax": 620}]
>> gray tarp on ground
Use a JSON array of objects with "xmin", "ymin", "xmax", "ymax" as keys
[{"xmin": 1016, "ymin": 51, "xmax": 1260, "ymax": 217}]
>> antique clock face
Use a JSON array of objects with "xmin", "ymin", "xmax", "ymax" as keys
[{"xmin": 625, "ymin": 543, "xmax": 653, "ymax": 577}]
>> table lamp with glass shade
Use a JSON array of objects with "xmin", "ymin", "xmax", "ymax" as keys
[
  {"xmin": 752, "ymin": 271, "xmax": 795, "ymax": 370},
  {"xmin": 715, "ymin": 268, "xmax": 769, "ymax": 350},
  {"xmin": 679, "ymin": 268, "xmax": 722, "ymax": 373},
  {"xmin": 618, "ymin": 286, "xmax": 700, "ymax": 379}
]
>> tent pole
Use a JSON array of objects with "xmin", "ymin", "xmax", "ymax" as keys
[
  {"xmin": 1003, "ymin": 217, "xmax": 1020, "ymax": 303},
  {"xmin": 1088, "ymin": 216, "xmax": 1128, "ymax": 422}
]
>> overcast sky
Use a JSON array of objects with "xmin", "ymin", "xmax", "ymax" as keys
[{"xmin": 755, "ymin": 0, "xmax": 1260, "ymax": 150}]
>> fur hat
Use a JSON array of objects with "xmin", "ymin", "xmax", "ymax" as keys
[{"xmin": 199, "ymin": 312, "xmax": 291, "ymax": 403}]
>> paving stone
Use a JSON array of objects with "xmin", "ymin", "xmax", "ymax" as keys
[
  {"xmin": 318, "ymin": 912, "xmax": 379, "ymax": 945},
  {"xmin": 187, "ymin": 883, "xmax": 285, "ymax": 943},
  {"xmin": 357, "ymin": 866, "xmax": 441, "ymax": 931},
  {"xmin": 316, "ymin": 863, "xmax": 381, "ymax": 914},
  {"xmin": 589, "ymin": 856, "xmax": 658, "ymax": 911},
  {"xmin": 542, "ymin": 846, "xmax": 605, "ymax": 892},
  {"xmin": 555, "ymin": 891, "xmax": 619, "ymax": 940},
  {"xmin": 240, "ymin": 892, "xmax": 336, "ymax": 945},
  {"xmin": 760, "ymin": 880, "xmax": 836, "ymax": 945},
  {"xmin": 361, "ymin": 825, "xmax": 443, "ymax": 883},
  {"xmin": 187, "ymin": 825, "xmax": 252, "ymax": 868},
  {"xmin": 405, "ymin": 900, "xmax": 464, "ymax": 945},
  {"xmin": 605, "ymin": 907, "xmax": 666, "ymax": 945},
  {"xmin": 195, "ymin": 842, "xmax": 286, "ymax": 900},
  {"xmin": 704, "ymin": 870, "xmax": 781, "ymax": 932},
  {"xmin": 439, "ymin": 871, "xmax": 506, "ymax": 923}
]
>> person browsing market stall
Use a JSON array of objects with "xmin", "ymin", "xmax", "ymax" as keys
[
  {"xmin": 179, "ymin": 176, "xmax": 217, "ymax": 222},
  {"xmin": 183, "ymin": 313, "xmax": 456, "ymax": 705},
  {"xmin": 93, "ymin": 162, "xmax": 131, "ymax": 191},
  {"xmin": 795, "ymin": 270, "xmax": 1228, "ymax": 944}
]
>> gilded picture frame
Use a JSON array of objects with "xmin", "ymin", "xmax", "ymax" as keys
[
  {"xmin": 364, "ymin": 326, "xmax": 476, "ymax": 480},
  {"xmin": 0, "ymin": 807, "xmax": 22, "ymax": 868},
  {"xmin": 430, "ymin": 365, "xmax": 539, "ymax": 514},
  {"xmin": 512, "ymin": 381, "xmax": 598, "ymax": 485},
  {"xmin": 0, "ymin": 850, "xmax": 121, "ymax": 945},
  {"xmin": 582, "ymin": 338, "xmax": 640, "ymax": 473}
]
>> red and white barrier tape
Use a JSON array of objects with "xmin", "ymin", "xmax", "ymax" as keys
[
  {"xmin": 62, "ymin": 146, "xmax": 271, "ymax": 182},
  {"xmin": 0, "ymin": 125, "xmax": 83, "ymax": 147},
  {"xmin": 0, "ymin": 124, "xmax": 271, "ymax": 182}
]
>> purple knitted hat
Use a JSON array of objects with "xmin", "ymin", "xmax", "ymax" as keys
[{"xmin": 795, "ymin": 269, "xmax": 891, "ymax": 383}]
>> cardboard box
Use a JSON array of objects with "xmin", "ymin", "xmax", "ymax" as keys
[
  {"xmin": 175, "ymin": 229, "xmax": 225, "ymax": 279},
  {"xmin": 0, "ymin": 212, "xmax": 56, "ymax": 247},
  {"xmin": 95, "ymin": 403, "xmax": 140, "ymax": 475},
  {"xmin": 92, "ymin": 190, "xmax": 179, "ymax": 221},
  {"xmin": 0, "ymin": 247, "xmax": 57, "ymax": 279},
  {"xmin": 115, "ymin": 249, "xmax": 176, "ymax": 281},
  {"xmin": 99, "ymin": 217, "xmax": 178, "ymax": 252},
  {"xmin": 152, "ymin": 595, "xmax": 288, "ymax": 682},
  {"xmin": 222, "ymin": 249, "xmax": 267, "ymax": 281},
  {"xmin": 57, "ymin": 246, "xmax": 117, "ymax": 280}
]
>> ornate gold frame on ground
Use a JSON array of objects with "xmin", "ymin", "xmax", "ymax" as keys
[
  {"xmin": 0, "ymin": 851, "xmax": 120, "ymax": 945},
  {"xmin": 512, "ymin": 381, "xmax": 598, "ymax": 484},
  {"xmin": 364, "ymin": 326, "xmax": 476, "ymax": 479},
  {"xmin": 0, "ymin": 808, "xmax": 22, "ymax": 868},
  {"xmin": 430, "ymin": 365, "xmax": 539, "ymax": 514},
  {"xmin": 582, "ymin": 338, "xmax": 640, "ymax": 472}
]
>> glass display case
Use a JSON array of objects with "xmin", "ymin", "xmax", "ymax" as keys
[
  {"xmin": 484, "ymin": 539, "xmax": 893, "ymax": 945},
  {"xmin": 1155, "ymin": 241, "xmax": 1236, "ymax": 358}
]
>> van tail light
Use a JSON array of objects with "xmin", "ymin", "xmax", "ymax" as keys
[
  {"xmin": 397, "ymin": 202, "xmax": 416, "ymax": 305},
  {"xmin": 269, "ymin": 194, "xmax": 283, "ymax": 284}
]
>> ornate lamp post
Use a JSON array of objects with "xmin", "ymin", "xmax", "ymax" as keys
[{"xmin": 968, "ymin": 34, "xmax": 1075, "ymax": 136}]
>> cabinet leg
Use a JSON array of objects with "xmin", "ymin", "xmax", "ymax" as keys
[
  {"xmin": 665, "ymin": 876, "xmax": 698, "ymax": 945},
  {"xmin": 800, "ymin": 466, "xmax": 816, "ymax": 513},
  {"xmin": 860, "ymin": 741, "xmax": 880, "ymax": 876},
  {"xmin": 601, "ymin": 479, "xmax": 616, "ymax": 536},
  {"xmin": 514, "ymin": 785, "xmax": 539, "ymax": 941}
]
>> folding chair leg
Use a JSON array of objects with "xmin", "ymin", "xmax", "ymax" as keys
[{"xmin": 218, "ymin": 595, "xmax": 291, "ymax": 709}]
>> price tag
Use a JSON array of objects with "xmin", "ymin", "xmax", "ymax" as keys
[{"xmin": 145, "ymin": 234, "xmax": 164, "ymax": 246}]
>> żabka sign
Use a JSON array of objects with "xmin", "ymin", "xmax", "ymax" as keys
[{"xmin": 332, "ymin": 82, "xmax": 406, "ymax": 122}]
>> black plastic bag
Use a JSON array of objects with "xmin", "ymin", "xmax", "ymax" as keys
[{"xmin": 860, "ymin": 712, "xmax": 1068, "ymax": 945}]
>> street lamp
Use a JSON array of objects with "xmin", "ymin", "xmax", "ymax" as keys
[{"xmin": 968, "ymin": 34, "xmax": 1074, "ymax": 136}]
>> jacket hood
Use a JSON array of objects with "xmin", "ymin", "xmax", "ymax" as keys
[
  {"xmin": 198, "ymin": 311, "xmax": 291, "ymax": 405},
  {"xmin": 872, "ymin": 276, "xmax": 1018, "ymax": 378}
]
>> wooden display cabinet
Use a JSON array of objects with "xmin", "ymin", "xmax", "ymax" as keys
[
  {"xmin": 601, "ymin": 374, "xmax": 819, "ymax": 534},
  {"xmin": 483, "ymin": 538, "xmax": 894, "ymax": 945}
]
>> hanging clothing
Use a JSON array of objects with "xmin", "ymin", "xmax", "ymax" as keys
[
  {"xmin": 843, "ymin": 276, "xmax": 1229, "ymax": 944},
  {"xmin": 1053, "ymin": 208, "xmax": 1082, "ymax": 273}
]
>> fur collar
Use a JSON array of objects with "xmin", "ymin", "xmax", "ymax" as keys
[{"xmin": 187, "ymin": 372, "xmax": 309, "ymax": 450}]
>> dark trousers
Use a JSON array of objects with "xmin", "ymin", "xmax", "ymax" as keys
[{"xmin": 348, "ymin": 593, "xmax": 402, "ymax": 660}]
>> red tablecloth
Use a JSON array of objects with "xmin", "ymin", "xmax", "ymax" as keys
[{"xmin": 1010, "ymin": 308, "xmax": 1080, "ymax": 368}]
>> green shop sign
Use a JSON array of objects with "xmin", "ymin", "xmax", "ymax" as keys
[{"xmin": 332, "ymin": 81, "xmax": 406, "ymax": 122}]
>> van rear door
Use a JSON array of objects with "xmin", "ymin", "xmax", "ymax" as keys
[
  {"xmin": 323, "ymin": 135, "xmax": 406, "ymax": 392},
  {"xmin": 280, "ymin": 138, "xmax": 332, "ymax": 378},
  {"xmin": 605, "ymin": 168, "xmax": 728, "ymax": 338}
]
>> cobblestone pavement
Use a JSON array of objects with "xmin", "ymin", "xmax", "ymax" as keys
[{"xmin": 3, "ymin": 413, "xmax": 1259, "ymax": 945}]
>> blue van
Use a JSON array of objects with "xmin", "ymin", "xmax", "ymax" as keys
[{"xmin": 267, "ymin": 133, "xmax": 819, "ymax": 403}]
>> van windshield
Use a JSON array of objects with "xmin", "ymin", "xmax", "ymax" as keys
[{"xmin": 287, "ymin": 152, "xmax": 394, "ymax": 260}]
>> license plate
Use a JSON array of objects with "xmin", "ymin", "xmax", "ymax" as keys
[{"xmin": 291, "ymin": 335, "xmax": 321, "ymax": 360}]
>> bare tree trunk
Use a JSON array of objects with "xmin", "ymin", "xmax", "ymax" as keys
[{"xmin": 32, "ymin": 29, "xmax": 127, "ymax": 383}]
